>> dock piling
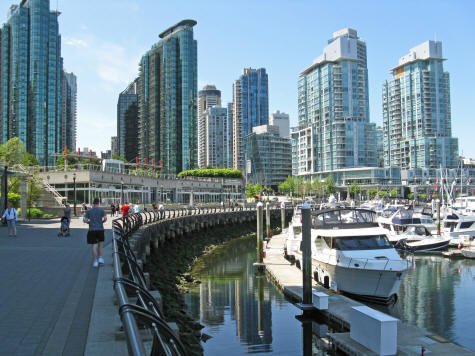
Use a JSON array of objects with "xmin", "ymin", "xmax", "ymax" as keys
[
  {"xmin": 254, "ymin": 202, "xmax": 264, "ymax": 269},
  {"xmin": 266, "ymin": 202, "xmax": 270, "ymax": 240},
  {"xmin": 281, "ymin": 202, "xmax": 285, "ymax": 231},
  {"xmin": 301, "ymin": 202, "xmax": 312, "ymax": 307}
]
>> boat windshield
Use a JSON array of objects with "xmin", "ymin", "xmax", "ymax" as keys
[
  {"xmin": 313, "ymin": 209, "xmax": 376, "ymax": 227},
  {"xmin": 404, "ymin": 226, "xmax": 429, "ymax": 236},
  {"xmin": 324, "ymin": 235, "xmax": 392, "ymax": 250}
]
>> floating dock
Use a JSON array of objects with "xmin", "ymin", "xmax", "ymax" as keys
[{"xmin": 263, "ymin": 232, "xmax": 475, "ymax": 355}]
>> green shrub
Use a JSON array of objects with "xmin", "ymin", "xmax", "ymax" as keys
[
  {"xmin": 178, "ymin": 168, "xmax": 243, "ymax": 179},
  {"xmin": 28, "ymin": 208, "xmax": 44, "ymax": 218},
  {"xmin": 7, "ymin": 192, "xmax": 20, "ymax": 207}
]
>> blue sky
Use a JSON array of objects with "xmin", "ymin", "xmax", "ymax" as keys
[{"xmin": 6, "ymin": 0, "xmax": 475, "ymax": 157}]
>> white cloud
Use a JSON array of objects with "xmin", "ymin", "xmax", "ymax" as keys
[
  {"xmin": 63, "ymin": 36, "xmax": 88, "ymax": 48},
  {"xmin": 95, "ymin": 42, "xmax": 138, "ymax": 86}
]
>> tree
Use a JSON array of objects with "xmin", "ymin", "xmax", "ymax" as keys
[
  {"xmin": 111, "ymin": 154, "xmax": 128, "ymax": 163},
  {"xmin": 349, "ymin": 182, "xmax": 360, "ymax": 198},
  {"xmin": 278, "ymin": 176, "xmax": 295, "ymax": 195},
  {"xmin": 367, "ymin": 188, "xmax": 378, "ymax": 198},
  {"xmin": 389, "ymin": 189, "xmax": 398, "ymax": 198},
  {"xmin": 0, "ymin": 137, "xmax": 26, "ymax": 166},
  {"xmin": 304, "ymin": 179, "xmax": 312, "ymax": 197},
  {"xmin": 378, "ymin": 190, "xmax": 388, "ymax": 197},
  {"xmin": 323, "ymin": 176, "xmax": 335, "ymax": 195},
  {"xmin": 312, "ymin": 178, "xmax": 323, "ymax": 198},
  {"xmin": 20, "ymin": 153, "xmax": 38, "ymax": 167},
  {"xmin": 246, "ymin": 183, "xmax": 262, "ymax": 201},
  {"xmin": 408, "ymin": 193, "xmax": 415, "ymax": 199}
]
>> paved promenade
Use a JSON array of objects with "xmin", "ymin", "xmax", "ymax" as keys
[{"xmin": 0, "ymin": 216, "xmax": 114, "ymax": 356}]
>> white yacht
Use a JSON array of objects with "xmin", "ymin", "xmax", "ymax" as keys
[
  {"xmin": 393, "ymin": 224, "xmax": 451, "ymax": 252},
  {"xmin": 442, "ymin": 213, "xmax": 475, "ymax": 247},
  {"xmin": 294, "ymin": 208, "xmax": 410, "ymax": 304},
  {"xmin": 284, "ymin": 205, "xmax": 303, "ymax": 262},
  {"xmin": 377, "ymin": 207, "xmax": 419, "ymax": 243}
]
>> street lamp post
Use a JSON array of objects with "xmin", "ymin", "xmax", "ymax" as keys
[
  {"xmin": 121, "ymin": 178, "xmax": 124, "ymax": 205},
  {"xmin": 73, "ymin": 173, "xmax": 77, "ymax": 216},
  {"xmin": 64, "ymin": 174, "xmax": 68, "ymax": 204},
  {"xmin": 161, "ymin": 184, "xmax": 163, "ymax": 203}
]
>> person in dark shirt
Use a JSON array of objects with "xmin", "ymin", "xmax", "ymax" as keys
[{"xmin": 84, "ymin": 198, "xmax": 107, "ymax": 267}]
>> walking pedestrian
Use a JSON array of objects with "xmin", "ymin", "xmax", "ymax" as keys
[
  {"xmin": 81, "ymin": 202, "xmax": 88, "ymax": 216},
  {"xmin": 121, "ymin": 201, "xmax": 130, "ymax": 217},
  {"xmin": 2, "ymin": 203, "xmax": 18, "ymax": 237},
  {"xmin": 159, "ymin": 202, "xmax": 165, "ymax": 219},
  {"xmin": 83, "ymin": 198, "xmax": 107, "ymax": 267},
  {"xmin": 134, "ymin": 202, "xmax": 141, "ymax": 213},
  {"xmin": 63, "ymin": 202, "xmax": 72, "ymax": 236}
]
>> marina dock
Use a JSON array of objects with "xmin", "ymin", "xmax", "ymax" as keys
[{"xmin": 263, "ymin": 231, "xmax": 475, "ymax": 355}]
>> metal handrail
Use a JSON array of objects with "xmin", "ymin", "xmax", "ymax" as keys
[
  {"xmin": 112, "ymin": 213, "xmax": 186, "ymax": 356},
  {"xmin": 111, "ymin": 206, "xmax": 282, "ymax": 355}
]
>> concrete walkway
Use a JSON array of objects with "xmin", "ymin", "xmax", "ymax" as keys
[{"xmin": 0, "ymin": 216, "xmax": 114, "ymax": 356}]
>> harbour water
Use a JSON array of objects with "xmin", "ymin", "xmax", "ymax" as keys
[
  {"xmin": 386, "ymin": 253, "xmax": 475, "ymax": 350},
  {"xmin": 184, "ymin": 236, "xmax": 330, "ymax": 355},
  {"xmin": 184, "ymin": 236, "xmax": 475, "ymax": 354}
]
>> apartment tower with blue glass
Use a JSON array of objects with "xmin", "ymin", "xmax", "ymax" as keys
[
  {"xmin": 0, "ymin": 0, "xmax": 63, "ymax": 165},
  {"xmin": 138, "ymin": 19, "xmax": 198, "ymax": 175},
  {"xmin": 382, "ymin": 41, "xmax": 458, "ymax": 169},
  {"xmin": 61, "ymin": 71, "xmax": 76, "ymax": 152},
  {"xmin": 117, "ymin": 78, "xmax": 138, "ymax": 161},
  {"xmin": 232, "ymin": 68, "xmax": 268, "ymax": 170},
  {"xmin": 292, "ymin": 28, "xmax": 377, "ymax": 177}
]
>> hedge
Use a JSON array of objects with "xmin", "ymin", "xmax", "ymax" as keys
[{"xmin": 178, "ymin": 168, "xmax": 242, "ymax": 179}]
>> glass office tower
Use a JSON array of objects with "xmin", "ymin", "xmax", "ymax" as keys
[
  {"xmin": 117, "ymin": 79, "xmax": 138, "ymax": 160},
  {"xmin": 138, "ymin": 19, "xmax": 198, "ymax": 175},
  {"xmin": 245, "ymin": 124, "xmax": 292, "ymax": 189},
  {"xmin": 382, "ymin": 41, "xmax": 458, "ymax": 169},
  {"xmin": 292, "ymin": 28, "xmax": 377, "ymax": 176},
  {"xmin": 0, "ymin": 0, "xmax": 63, "ymax": 166},
  {"xmin": 61, "ymin": 71, "xmax": 77, "ymax": 152},
  {"xmin": 232, "ymin": 68, "xmax": 268, "ymax": 170}
]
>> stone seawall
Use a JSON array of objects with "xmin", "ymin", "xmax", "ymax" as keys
[{"xmin": 127, "ymin": 208, "xmax": 293, "ymax": 264}]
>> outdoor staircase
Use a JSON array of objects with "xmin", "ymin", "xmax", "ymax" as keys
[{"xmin": 15, "ymin": 164, "xmax": 66, "ymax": 215}]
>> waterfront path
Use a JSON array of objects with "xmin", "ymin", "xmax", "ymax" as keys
[{"xmin": 0, "ymin": 216, "xmax": 117, "ymax": 356}]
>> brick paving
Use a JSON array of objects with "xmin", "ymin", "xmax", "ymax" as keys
[{"xmin": 0, "ymin": 216, "xmax": 112, "ymax": 356}]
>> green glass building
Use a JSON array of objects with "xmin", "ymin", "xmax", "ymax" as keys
[
  {"xmin": 138, "ymin": 19, "xmax": 198, "ymax": 175},
  {"xmin": 0, "ymin": 0, "xmax": 64, "ymax": 166}
]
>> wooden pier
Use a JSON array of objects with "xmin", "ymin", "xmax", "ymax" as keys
[{"xmin": 263, "ymin": 232, "xmax": 475, "ymax": 356}]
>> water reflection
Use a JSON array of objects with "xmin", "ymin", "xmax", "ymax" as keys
[
  {"xmin": 185, "ymin": 237, "xmax": 302, "ymax": 354},
  {"xmin": 387, "ymin": 254, "xmax": 475, "ymax": 350}
]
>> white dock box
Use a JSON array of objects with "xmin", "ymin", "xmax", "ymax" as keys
[
  {"xmin": 350, "ymin": 306, "xmax": 398, "ymax": 356},
  {"xmin": 312, "ymin": 289, "xmax": 328, "ymax": 310}
]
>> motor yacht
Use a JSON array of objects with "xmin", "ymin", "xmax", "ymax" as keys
[
  {"xmin": 293, "ymin": 208, "xmax": 410, "ymax": 304},
  {"xmin": 284, "ymin": 205, "xmax": 303, "ymax": 262},
  {"xmin": 377, "ymin": 207, "xmax": 420, "ymax": 243},
  {"xmin": 393, "ymin": 224, "xmax": 451, "ymax": 252},
  {"xmin": 442, "ymin": 213, "xmax": 475, "ymax": 247}
]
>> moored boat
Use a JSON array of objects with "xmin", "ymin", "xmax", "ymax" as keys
[{"xmin": 294, "ymin": 208, "xmax": 410, "ymax": 304}]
